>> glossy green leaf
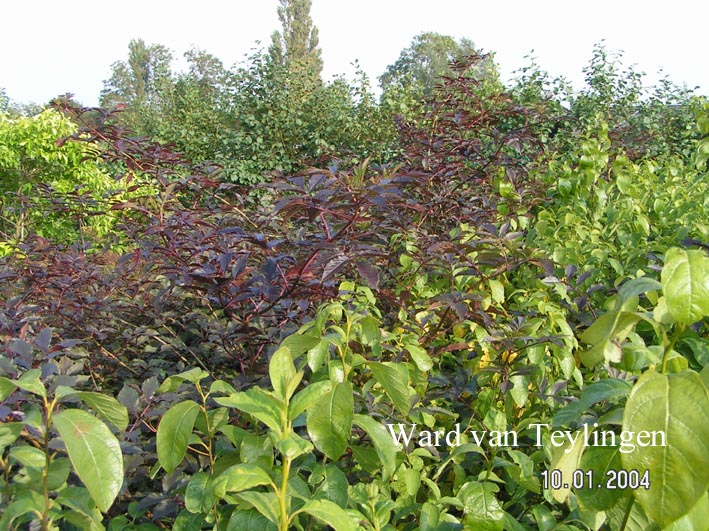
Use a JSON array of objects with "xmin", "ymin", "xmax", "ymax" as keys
[
  {"xmin": 235, "ymin": 491, "xmax": 279, "ymax": 525},
  {"xmin": 311, "ymin": 463, "xmax": 349, "ymax": 507},
  {"xmin": 9, "ymin": 445, "xmax": 45, "ymax": 468},
  {"xmin": 0, "ymin": 376, "xmax": 17, "ymax": 401},
  {"xmin": 174, "ymin": 510, "xmax": 207, "ymax": 531},
  {"xmin": 288, "ymin": 380, "xmax": 333, "ymax": 421},
  {"xmin": 621, "ymin": 370, "xmax": 709, "ymax": 527},
  {"xmin": 353, "ymin": 414, "xmax": 398, "ymax": 480},
  {"xmin": 158, "ymin": 367, "xmax": 210, "ymax": 393},
  {"xmin": 307, "ymin": 381, "xmax": 353, "ymax": 460},
  {"xmin": 405, "ymin": 343, "xmax": 433, "ymax": 372},
  {"xmin": 369, "ymin": 362, "xmax": 411, "ymax": 415},
  {"xmin": 213, "ymin": 463, "xmax": 273, "ymax": 498},
  {"xmin": 14, "ymin": 369, "xmax": 46, "ymax": 398},
  {"xmin": 663, "ymin": 492, "xmax": 709, "ymax": 531},
  {"xmin": 661, "ymin": 247, "xmax": 709, "ymax": 324},
  {"xmin": 0, "ymin": 491, "xmax": 45, "ymax": 529},
  {"xmin": 419, "ymin": 502, "xmax": 440, "ymax": 531},
  {"xmin": 274, "ymin": 431, "xmax": 313, "ymax": 459},
  {"xmin": 269, "ymin": 346, "xmax": 301, "ymax": 401},
  {"xmin": 553, "ymin": 379, "xmax": 632, "ymax": 427},
  {"xmin": 579, "ymin": 310, "xmax": 642, "ymax": 366},
  {"xmin": 75, "ymin": 391, "xmax": 129, "ymax": 431},
  {"xmin": 53, "ymin": 409, "xmax": 123, "ymax": 512},
  {"xmin": 156, "ymin": 400, "xmax": 200, "ymax": 473},
  {"xmin": 227, "ymin": 509, "xmax": 277, "ymax": 531},
  {"xmin": 548, "ymin": 428, "xmax": 588, "ymax": 503},
  {"xmin": 185, "ymin": 471, "xmax": 216, "ymax": 514},
  {"xmin": 298, "ymin": 499, "xmax": 357, "ymax": 531},
  {"xmin": 214, "ymin": 388, "xmax": 283, "ymax": 434},
  {"xmin": 0, "ymin": 422, "xmax": 24, "ymax": 450},
  {"xmin": 576, "ymin": 445, "xmax": 626, "ymax": 511},
  {"xmin": 457, "ymin": 481, "xmax": 504, "ymax": 531}
]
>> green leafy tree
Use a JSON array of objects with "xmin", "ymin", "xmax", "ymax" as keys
[
  {"xmin": 379, "ymin": 32, "xmax": 483, "ymax": 95},
  {"xmin": 0, "ymin": 108, "xmax": 118, "ymax": 250},
  {"xmin": 100, "ymin": 38, "xmax": 173, "ymax": 129},
  {"xmin": 269, "ymin": 0, "xmax": 323, "ymax": 79}
]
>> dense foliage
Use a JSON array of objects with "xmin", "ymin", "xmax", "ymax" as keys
[{"xmin": 1, "ymin": 33, "xmax": 709, "ymax": 531}]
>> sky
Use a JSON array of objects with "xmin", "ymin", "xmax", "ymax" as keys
[{"xmin": 2, "ymin": 1, "xmax": 708, "ymax": 107}]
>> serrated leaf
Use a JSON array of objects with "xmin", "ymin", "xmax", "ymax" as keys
[
  {"xmin": 53, "ymin": 409, "xmax": 123, "ymax": 512},
  {"xmin": 307, "ymin": 382, "xmax": 353, "ymax": 460},
  {"xmin": 621, "ymin": 370, "xmax": 709, "ymax": 528},
  {"xmin": 156, "ymin": 400, "xmax": 200, "ymax": 473}
]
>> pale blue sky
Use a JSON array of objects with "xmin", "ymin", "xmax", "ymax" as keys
[{"xmin": 2, "ymin": 0, "xmax": 707, "ymax": 106}]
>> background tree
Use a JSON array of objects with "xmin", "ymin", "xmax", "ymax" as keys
[
  {"xmin": 268, "ymin": 0, "xmax": 323, "ymax": 79},
  {"xmin": 100, "ymin": 39, "xmax": 173, "ymax": 129},
  {"xmin": 379, "ymin": 32, "xmax": 482, "ymax": 95}
]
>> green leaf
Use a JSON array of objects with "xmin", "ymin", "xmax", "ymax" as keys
[
  {"xmin": 288, "ymin": 380, "xmax": 333, "ymax": 421},
  {"xmin": 0, "ymin": 376, "xmax": 17, "ymax": 401},
  {"xmin": 457, "ymin": 481, "xmax": 504, "ymax": 531},
  {"xmin": 9, "ymin": 445, "xmax": 45, "ymax": 468},
  {"xmin": 75, "ymin": 392, "xmax": 129, "ymax": 431},
  {"xmin": 0, "ymin": 422, "xmax": 24, "ymax": 450},
  {"xmin": 621, "ymin": 370, "xmax": 709, "ymax": 528},
  {"xmin": 548, "ymin": 428, "xmax": 588, "ymax": 503},
  {"xmin": 661, "ymin": 247, "xmax": 709, "ymax": 324},
  {"xmin": 353, "ymin": 414, "xmax": 398, "ymax": 481},
  {"xmin": 307, "ymin": 338, "xmax": 330, "ymax": 372},
  {"xmin": 227, "ymin": 509, "xmax": 277, "ymax": 531},
  {"xmin": 273, "ymin": 431, "xmax": 313, "ymax": 459},
  {"xmin": 158, "ymin": 368, "xmax": 210, "ymax": 393},
  {"xmin": 307, "ymin": 381, "xmax": 353, "ymax": 460},
  {"xmin": 14, "ymin": 369, "xmax": 46, "ymax": 398},
  {"xmin": 213, "ymin": 463, "xmax": 273, "ymax": 498},
  {"xmin": 0, "ymin": 491, "xmax": 45, "ymax": 529},
  {"xmin": 579, "ymin": 311, "xmax": 642, "ymax": 367},
  {"xmin": 235, "ymin": 491, "xmax": 280, "ymax": 526},
  {"xmin": 269, "ymin": 346, "xmax": 301, "ymax": 401},
  {"xmin": 369, "ymin": 362, "xmax": 411, "ymax": 415},
  {"xmin": 185, "ymin": 471, "xmax": 216, "ymax": 514},
  {"xmin": 419, "ymin": 502, "xmax": 440, "ymax": 531},
  {"xmin": 405, "ymin": 343, "xmax": 433, "ymax": 372},
  {"xmin": 298, "ymin": 499, "xmax": 357, "ymax": 531},
  {"xmin": 214, "ymin": 388, "xmax": 283, "ymax": 434},
  {"xmin": 156, "ymin": 400, "xmax": 200, "ymax": 473},
  {"xmin": 174, "ymin": 510, "xmax": 207, "ymax": 531},
  {"xmin": 576, "ymin": 445, "xmax": 626, "ymax": 511},
  {"xmin": 281, "ymin": 333, "xmax": 321, "ymax": 358},
  {"xmin": 311, "ymin": 463, "xmax": 349, "ymax": 507},
  {"xmin": 553, "ymin": 379, "xmax": 632, "ymax": 427},
  {"xmin": 663, "ymin": 492, "xmax": 709, "ymax": 531},
  {"xmin": 53, "ymin": 409, "xmax": 123, "ymax": 512}
]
